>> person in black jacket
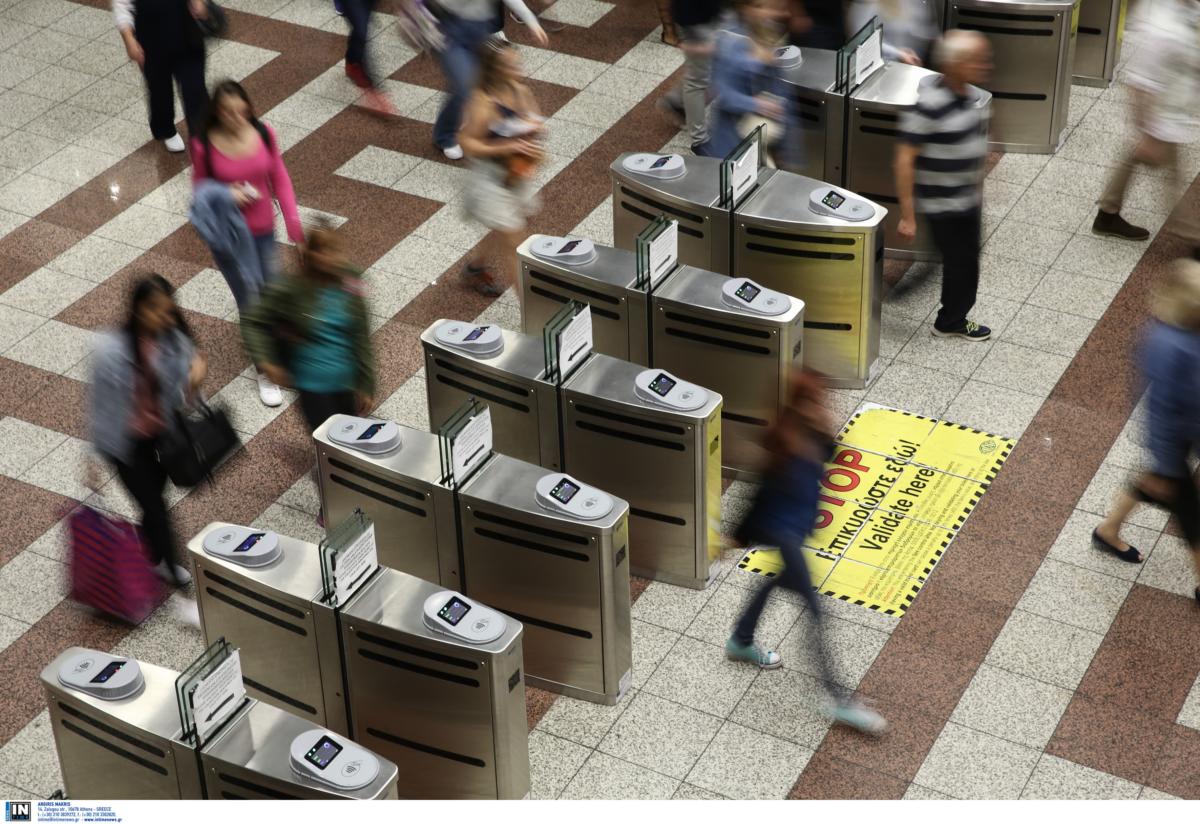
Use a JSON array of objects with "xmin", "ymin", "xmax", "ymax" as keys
[
  {"xmin": 658, "ymin": 0, "xmax": 725, "ymax": 153},
  {"xmin": 790, "ymin": 0, "xmax": 847, "ymax": 50},
  {"xmin": 113, "ymin": 0, "xmax": 210, "ymax": 153}
]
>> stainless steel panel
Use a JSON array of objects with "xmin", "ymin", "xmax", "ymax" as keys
[
  {"xmin": 314, "ymin": 419, "xmax": 460, "ymax": 587},
  {"xmin": 1072, "ymin": 0, "xmax": 1125, "ymax": 85},
  {"xmin": 187, "ymin": 524, "xmax": 347, "ymax": 733},
  {"xmin": 561, "ymin": 354, "xmax": 723, "ymax": 589},
  {"xmin": 421, "ymin": 322, "xmax": 562, "ymax": 470},
  {"xmin": 340, "ymin": 568, "xmax": 529, "ymax": 799},
  {"xmin": 516, "ymin": 239, "xmax": 650, "ymax": 365},
  {"xmin": 649, "ymin": 266, "xmax": 804, "ymax": 476},
  {"xmin": 41, "ymin": 650, "xmax": 198, "ymax": 800},
  {"xmin": 778, "ymin": 47, "xmax": 842, "ymax": 183},
  {"xmin": 947, "ymin": 0, "xmax": 1079, "ymax": 152},
  {"xmin": 733, "ymin": 171, "xmax": 885, "ymax": 388},
  {"xmin": 199, "ymin": 701, "xmax": 398, "ymax": 799},
  {"xmin": 458, "ymin": 455, "xmax": 632, "ymax": 704}
]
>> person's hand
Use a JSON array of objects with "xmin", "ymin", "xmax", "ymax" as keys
[
  {"xmin": 354, "ymin": 392, "xmax": 373, "ymax": 415},
  {"xmin": 530, "ymin": 23, "xmax": 549, "ymax": 47},
  {"xmin": 123, "ymin": 36, "xmax": 145, "ymax": 68},
  {"xmin": 757, "ymin": 97, "xmax": 784, "ymax": 121},
  {"xmin": 898, "ymin": 48, "xmax": 922, "ymax": 67},
  {"xmin": 187, "ymin": 354, "xmax": 208, "ymax": 394},
  {"xmin": 231, "ymin": 184, "xmax": 254, "ymax": 208},
  {"xmin": 897, "ymin": 215, "xmax": 917, "ymax": 242},
  {"xmin": 261, "ymin": 363, "xmax": 291, "ymax": 388},
  {"xmin": 516, "ymin": 138, "xmax": 545, "ymax": 162},
  {"xmin": 190, "ymin": 0, "xmax": 208, "ymax": 20}
]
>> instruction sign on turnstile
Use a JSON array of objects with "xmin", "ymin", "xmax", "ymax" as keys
[{"xmin": 320, "ymin": 510, "xmax": 380, "ymax": 608}]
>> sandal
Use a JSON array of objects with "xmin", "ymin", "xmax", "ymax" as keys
[{"xmin": 1092, "ymin": 529, "xmax": 1143, "ymax": 563}]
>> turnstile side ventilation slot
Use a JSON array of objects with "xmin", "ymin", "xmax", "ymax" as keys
[
  {"xmin": 629, "ymin": 507, "xmax": 688, "ymax": 527},
  {"xmin": 722, "ymin": 411, "xmax": 770, "ymax": 427},
  {"xmin": 496, "ymin": 607, "xmax": 593, "ymax": 639},
  {"xmin": 433, "ymin": 356, "xmax": 533, "ymax": 398},
  {"xmin": 366, "ymin": 727, "xmax": 487, "ymax": 768},
  {"xmin": 202, "ymin": 568, "xmax": 307, "ymax": 619},
  {"xmin": 661, "ymin": 311, "xmax": 772, "ymax": 341},
  {"xmin": 805, "ymin": 321, "xmax": 855, "ymax": 331},
  {"xmin": 619, "ymin": 201, "xmax": 704, "ymax": 239},
  {"xmin": 330, "ymin": 474, "xmax": 428, "ymax": 517},
  {"xmin": 959, "ymin": 23, "xmax": 1053, "ymax": 36},
  {"xmin": 574, "ymin": 420, "xmax": 686, "ymax": 452},
  {"xmin": 358, "ymin": 648, "xmax": 481, "ymax": 688},
  {"xmin": 956, "ymin": 8, "xmax": 1055, "ymax": 22},
  {"xmin": 744, "ymin": 242, "xmax": 855, "ymax": 262},
  {"xmin": 860, "ymin": 111, "xmax": 898, "ymax": 123},
  {"xmin": 572, "ymin": 402, "xmax": 688, "ymax": 435},
  {"xmin": 59, "ymin": 718, "xmax": 169, "ymax": 776},
  {"xmin": 619, "ymin": 186, "xmax": 705, "ymax": 225},
  {"xmin": 988, "ymin": 91, "xmax": 1050, "ymax": 101},
  {"xmin": 241, "ymin": 675, "xmax": 318, "ymax": 716},
  {"xmin": 528, "ymin": 270, "xmax": 622, "ymax": 305},
  {"xmin": 530, "ymin": 286, "xmax": 622, "ymax": 322},
  {"xmin": 744, "ymin": 226, "xmax": 856, "ymax": 246},
  {"xmin": 473, "ymin": 527, "xmax": 590, "ymax": 563},
  {"xmin": 859, "ymin": 125, "xmax": 900, "ymax": 137},
  {"xmin": 215, "ymin": 773, "xmax": 299, "ymax": 800},
  {"xmin": 204, "ymin": 586, "xmax": 309, "ymax": 638},
  {"xmin": 472, "ymin": 509, "xmax": 590, "ymax": 545},
  {"xmin": 355, "ymin": 629, "xmax": 481, "ymax": 671},
  {"xmin": 796, "ymin": 111, "xmax": 820, "ymax": 124},
  {"xmin": 58, "ymin": 702, "xmax": 166, "ymax": 758},
  {"xmin": 435, "ymin": 374, "xmax": 531, "ymax": 413},
  {"xmin": 663, "ymin": 326, "xmax": 772, "ymax": 356},
  {"xmin": 327, "ymin": 456, "xmax": 428, "ymax": 501},
  {"xmin": 1078, "ymin": 26, "xmax": 1102, "ymax": 35}
]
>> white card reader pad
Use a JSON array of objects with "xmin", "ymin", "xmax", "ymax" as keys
[
  {"xmin": 534, "ymin": 473, "xmax": 615, "ymax": 520},
  {"xmin": 327, "ymin": 414, "xmax": 402, "ymax": 455},
  {"xmin": 290, "ymin": 729, "xmax": 380, "ymax": 791},
  {"xmin": 808, "ymin": 185, "xmax": 873, "ymax": 222},
  {"xmin": 774, "ymin": 45, "xmax": 802, "ymax": 68},
  {"xmin": 529, "ymin": 234, "xmax": 598, "ymax": 266},
  {"xmin": 202, "ymin": 525, "xmax": 282, "ymax": 568},
  {"xmin": 422, "ymin": 591, "xmax": 507, "ymax": 644},
  {"xmin": 720, "ymin": 277, "xmax": 791, "ymax": 316},
  {"xmin": 433, "ymin": 320, "xmax": 505, "ymax": 357},
  {"xmin": 633, "ymin": 368, "xmax": 709, "ymax": 411},
  {"xmin": 621, "ymin": 152, "xmax": 686, "ymax": 180},
  {"xmin": 58, "ymin": 651, "xmax": 144, "ymax": 701}
]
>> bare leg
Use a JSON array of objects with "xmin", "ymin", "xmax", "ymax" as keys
[{"xmin": 1095, "ymin": 487, "xmax": 1140, "ymax": 552}]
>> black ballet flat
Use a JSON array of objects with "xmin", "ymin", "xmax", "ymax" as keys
[{"xmin": 1091, "ymin": 529, "xmax": 1144, "ymax": 563}]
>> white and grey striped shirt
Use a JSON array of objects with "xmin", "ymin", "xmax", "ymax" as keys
[{"xmin": 898, "ymin": 76, "xmax": 990, "ymax": 216}]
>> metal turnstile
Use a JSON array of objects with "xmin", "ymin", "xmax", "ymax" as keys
[
  {"xmin": 611, "ymin": 154, "xmax": 736, "ymax": 274},
  {"xmin": 338, "ymin": 568, "xmax": 530, "ymax": 799},
  {"xmin": 516, "ymin": 239, "xmax": 649, "ymax": 365},
  {"xmin": 650, "ymin": 266, "xmax": 805, "ymax": 474},
  {"xmin": 458, "ymin": 454, "xmax": 632, "ymax": 704},
  {"xmin": 422, "ymin": 322, "xmax": 562, "ymax": 470},
  {"xmin": 1072, "ymin": 0, "xmax": 1125, "ymax": 86},
  {"xmin": 778, "ymin": 47, "xmax": 845, "ymax": 183},
  {"xmin": 734, "ymin": 171, "xmax": 885, "ymax": 388},
  {"xmin": 561, "ymin": 354, "xmax": 723, "ymax": 588},
  {"xmin": 187, "ymin": 523, "xmax": 348, "ymax": 733},
  {"xmin": 946, "ymin": 0, "xmax": 1080, "ymax": 152},
  {"xmin": 314, "ymin": 415, "xmax": 460, "ymax": 586}
]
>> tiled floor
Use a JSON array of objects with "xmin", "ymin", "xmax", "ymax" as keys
[{"xmin": 0, "ymin": 0, "xmax": 1198, "ymax": 802}]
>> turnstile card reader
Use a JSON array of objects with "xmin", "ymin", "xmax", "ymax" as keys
[
  {"xmin": 201, "ymin": 525, "xmax": 281, "ymax": 568},
  {"xmin": 339, "ymin": 567, "xmax": 529, "ymax": 799},
  {"xmin": 721, "ymin": 277, "xmax": 791, "ymax": 317},
  {"xmin": 57, "ymin": 651, "xmax": 144, "ymax": 701},
  {"xmin": 810, "ymin": 185, "xmax": 873, "ymax": 221},
  {"xmin": 289, "ymin": 729, "xmax": 380, "ymax": 791},
  {"xmin": 534, "ymin": 471, "xmax": 615, "ymax": 520},
  {"xmin": 774, "ymin": 45, "xmax": 802, "ymax": 68},
  {"xmin": 423, "ymin": 590, "xmax": 507, "ymax": 644},
  {"xmin": 433, "ymin": 320, "xmax": 505, "ymax": 357},
  {"xmin": 458, "ymin": 454, "xmax": 632, "ymax": 704},
  {"xmin": 561, "ymin": 354, "xmax": 722, "ymax": 589},
  {"xmin": 529, "ymin": 234, "xmax": 598, "ymax": 266},
  {"xmin": 327, "ymin": 415, "xmax": 402, "ymax": 454},
  {"xmin": 620, "ymin": 152, "xmax": 686, "ymax": 180},
  {"xmin": 315, "ymin": 414, "xmax": 461, "ymax": 585}
]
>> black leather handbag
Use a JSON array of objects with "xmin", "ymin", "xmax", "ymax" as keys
[
  {"xmin": 196, "ymin": 1, "xmax": 229, "ymax": 38},
  {"xmin": 158, "ymin": 399, "xmax": 240, "ymax": 487}
]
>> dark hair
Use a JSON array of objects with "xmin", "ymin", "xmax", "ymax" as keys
[
  {"xmin": 199, "ymin": 79, "xmax": 275, "ymax": 175},
  {"xmin": 301, "ymin": 218, "xmax": 344, "ymax": 281},
  {"xmin": 126, "ymin": 274, "xmax": 190, "ymax": 371},
  {"xmin": 477, "ymin": 37, "xmax": 517, "ymax": 94}
]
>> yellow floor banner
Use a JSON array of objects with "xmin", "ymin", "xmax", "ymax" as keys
[{"xmin": 737, "ymin": 403, "xmax": 1015, "ymax": 616}]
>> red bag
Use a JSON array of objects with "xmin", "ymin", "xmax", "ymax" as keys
[{"xmin": 69, "ymin": 506, "xmax": 164, "ymax": 624}]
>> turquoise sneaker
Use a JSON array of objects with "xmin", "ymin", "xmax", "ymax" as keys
[
  {"xmin": 828, "ymin": 699, "xmax": 887, "ymax": 736},
  {"xmin": 724, "ymin": 637, "xmax": 782, "ymax": 669}
]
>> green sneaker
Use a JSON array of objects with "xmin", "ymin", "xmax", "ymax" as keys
[
  {"xmin": 725, "ymin": 637, "xmax": 782, "ymax": 669},
  {"xmin": 828, "ymin": 699, "xmax": 887, "ymax": 736}
]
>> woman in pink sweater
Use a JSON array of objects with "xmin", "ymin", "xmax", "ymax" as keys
[{"xmin": 191, "ymin": 79, "xmax": 305, "ymax": 406}]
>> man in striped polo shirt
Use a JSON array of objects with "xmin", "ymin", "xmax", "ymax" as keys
[{"xmin": 895, "ymin": 30, "xmax": 993, "ymax": 341}]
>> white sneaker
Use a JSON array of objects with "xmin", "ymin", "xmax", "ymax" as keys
[
  {"xmin": 257, "ymin": 373, "xmax": 283, "ymax": 407},
  {"xmin": 442, "ymin": 144, "xmax": 464, "ymax": 161},
  {"xmin": 163, "ymin": 133, "xmax": 186, "ymax": 152},
  {"xmin": 827, "ymin": 698, "xmax": 887, "ymax": 736},
  {"xmin": 155, "ymin": 560, "xmax": 192, "ymax": 586}
]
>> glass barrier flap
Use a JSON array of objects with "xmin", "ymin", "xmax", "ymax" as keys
[
  {"xmin": 634, "ymin": 215, "xmax": 672, "ymax": 290},
  {"xmin": 837, "ymin": 15, "xmax": 882, "ymax": 92},
  {"xmin": 542, "ymin": 301, "xmax": 578, "ymax": 384},
  {"xmin": 721, "ymin": 126, "xmax": 762, "ymax": 209},
  {"xmin": 437, "ymin": 398, "xmax": 492, "ymax": 488},
  {"xmin": 175, "ymin": 638, "xmax": 246, "ymax": 747},
  {"xmin": 319, "ymin": 509, "xmax": 377, "ymax": 608}
]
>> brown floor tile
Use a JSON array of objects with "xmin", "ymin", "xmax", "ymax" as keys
[
  {"xmin": 629, "ymin": 575, "xmax": 651, "ymax": 604},
  {"xmin": 368, "ymin": 319, "xmax": 430, "ymax": 400},
  {"xmin": 816, "ymin": 699, "xmax": 946, "ymax": 784},
  {"xmin": 1148, "ymin": 726, "xmax": 1200, "ymax": 799},
  {"xmin": 39, "ymin": 188, "xmax": 131, "ymax": 236},
  {"xmin": 1106, "ymin": 584, "xmax": 1200, "ymax": 661},
  {"xmin": 0, "ymin": 221, "xmax": 85, "ymax": 283},
  {"xmin": 57, "ymin": 252, "xmax": 205, "ymax": 331},
  {"xmin": 0, "ymin": 359, "xmax": 57, "ymax": 419},
  {"xmin": 525, "ymin": 685, "xmax": 557, "ymax": 731},
  {"xmin": 0, "ymin": 477, "xmax": 74, "ymax": 566},
  {"xmin": 18, "ymin": 374, "xmax": 90, "ymax": 441},
  {"xmin": 1076, "ymin": 637, "xmax": 1198, "ymax": 722},
  {"xmin": 1046, "ymin": 694, "xmax": 1176, "ymax": 786},
  {"xmin": 888, "ymin": 582, "xmax": 1011, "ymax": 665},
  {"xmin": 856, "ymin": 635, "xmax": 981, "ymax": 720},
  {"xmin": 82, "ymin": 157, "xmax": 180, "ymax": 204},
  {"xmin": 788, "ymin": 752, "xmax": 908, "ymax": 800}
]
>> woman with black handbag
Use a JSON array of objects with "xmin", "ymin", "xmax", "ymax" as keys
[{"xmin": 90, "ymin": 275, "xmax": 208, "ymax": 586}]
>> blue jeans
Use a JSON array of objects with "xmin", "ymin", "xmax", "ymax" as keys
[
  {"xmin": 433, "ymin": 17, "xmax": 496, "ymax": 149},
  {"xmin": 343, "ymin": 0, "xmax": 378, "ymax": 82},
  {"xmin": 212, "ymin": 232, "xmax": 277, "ymax": 310}
]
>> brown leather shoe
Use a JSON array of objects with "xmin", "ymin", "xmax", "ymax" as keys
[{"xmin": 1092, "ymin": 209, "xmax": 1149, "ymax": 241}]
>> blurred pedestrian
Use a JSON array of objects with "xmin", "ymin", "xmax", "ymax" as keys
[
  {"xmin": 419, "ymin": 0, "xmax": 547, "ymax": 161},
  {"xmin": 846, "ymin": 0, "xmax": 938, "ymax": 66},
  {"xmin": 90, "ymin": 275, "xmax": 207, "ymax": 586},
  {"xmin": 658, "ymin": 0, "xmax": 724, "ymax": 154},
  {"xmin": 341, "ymin": 0, "xmax": 399, "ymax": 115},
  {"xmin": 240, "ymin": 223, "xmax": 375, "ymax": 527},
  {"xmin": 190, "ymin": 79, "xmax": 305, "ymax": 408},
  {"xmin": 1094, "ymin": 260, "xmax": 1200, "ymax": 605},
  {"xmin": 895, "ymin": 29, "xmax": 992, "ymax": 341},
  {"xmin": 726, "ymin": 368, "xmax": 887, "ymax": 735},
  {"xmin": 1093, "ymin": 0, "xmax": 1200, "ymax": 250},
  {"xmin": 706, "ymin": 0, "xmax": 794, "ymax": 166},
  {"xmin": 459, "ymin": 39, "xmax": 544, "ymax": 296},
  {"xmin": 113, "ymin": 0, "xmax": 210, "ymax": 153},
  {"xmin": 788, "ymin": 0, "xmax": 846, "ymax": 50},
  {"xmin": 657, "ymin": 0, "xmax": 680, "ymax": 45}
]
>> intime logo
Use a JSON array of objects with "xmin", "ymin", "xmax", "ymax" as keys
[{"xmin": 4, "ymin": 801, "xmax": 31, "ymax": 822}]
